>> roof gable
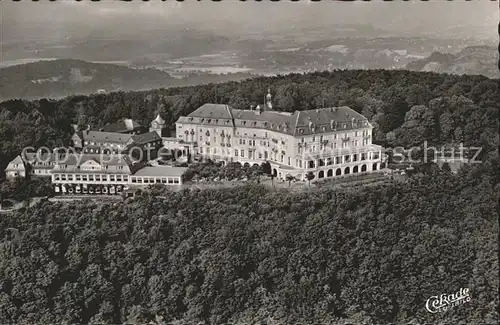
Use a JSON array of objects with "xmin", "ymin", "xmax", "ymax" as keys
[
  {"xmin": 5, "ymin": 155, "xmax": 26, "ymax": 171},
  {"xmin": 80, "ymin": 159, "xmax": 103, "ymax": 170}
]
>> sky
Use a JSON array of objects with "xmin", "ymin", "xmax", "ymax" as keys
[{"xmin": 1, "ymin": 0, "xmax": 498, "ymax": 41}]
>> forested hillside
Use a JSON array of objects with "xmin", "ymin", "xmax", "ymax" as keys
[
  {"xmin": 1, "ymin": 69, "xmax": 498, "ymax": 177},
  {"xmin": 0, "ymin": 162, "xmax": 498, "ymax": 324}
]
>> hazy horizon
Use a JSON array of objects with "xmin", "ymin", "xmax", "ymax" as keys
[{"xmin": 1, "ymin": 0, "xmax": 498, "ymax": 42}]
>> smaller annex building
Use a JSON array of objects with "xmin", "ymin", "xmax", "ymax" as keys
[{"xmin": 50, "ymin": 154, "xmax": 187, "ymax": 195}]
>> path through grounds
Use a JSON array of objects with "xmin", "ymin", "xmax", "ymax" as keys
[{"xmin": 1, "ymin": 173, "xmax": 395, "ymax": 211}]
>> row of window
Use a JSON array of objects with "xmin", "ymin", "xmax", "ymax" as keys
[
  {"xmin": 54, "ymin": 174, "xmax": 129, "ymax": 182},
  {"xmin": 183, "ymin": 124, "xmax": 370, "ymax": 142},
  {"xmin": 304, "ymin": 152, "xmax": 380, "ymax": 168},
  {"xmin": 32, "ymin": 162, "xmax": 54, "ymax": 166},
  {"xmin": 130, "ymin": 177, "xmax": 180, "ymax": 184},
  {"xmin": 298, "ymin": 139, "xmax": 371, "ymax": 153},
  {"xmin": 84, "ymin": 141, "xmax": 125, "ymax": 147},
  {"xmin": 197, "ymin": 148, "xmax": 379, "ymax": 167},
  {"xmin": 32, "ymin": 169, "xmax": 50, "ymax": 174},
  {"xmin": 302, "ymin": 131, "xmax": 371, "ymax": 143},
  {"xmin": 55, "ymin": 165, "xmax": 124, "ymax": 171},
  {"xmin": 194, "ymin": 133, "xmax": 370, "ymax": 151}
]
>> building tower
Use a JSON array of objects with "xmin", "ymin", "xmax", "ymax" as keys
[
  {"xmin": 150, "ymin": 114, "xmax": 166, "ymax": 137},
  {"xmin": 266, "ymin": 87, "xmax": 273, "ymax": 110}
]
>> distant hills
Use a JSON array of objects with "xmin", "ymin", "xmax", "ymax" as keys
[
  {"xmin": 0, "ymin": 59, "xmax": 254, "ymax": 101},
  {"xmin": 2, "ymin": 45, "xmax": 497, "ymax": 101},
  {"xmin": 0, "ymin": 59, "xmax": 177, "ymax": 100},
  {"xmin": 406, "ymin": 46, "xmax": 497, "ymax": 78}
]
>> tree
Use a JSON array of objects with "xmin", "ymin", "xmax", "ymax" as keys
[
  {"xmin": 439, "ymin": 112, "xmax": 455, "ymax": 141},
  {"xmin": 261, "ymin": 162, "xmax": 272, "ymax": 175},
  {"xmin": 285, "ymin": 174, "xmax": 294, "ymax": 188},
  {"xmin": 397, "ymin": 105, "xmax": 436, "ymax": 146},
  {"xmin": 306, "ymin": 172, "xmax": 315, "ymax": 187},
  {"xmin": 441, "ymin": 162, "xmax": 452, "ymax": 173}
]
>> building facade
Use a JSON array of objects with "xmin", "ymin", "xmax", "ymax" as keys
[
  {"xmin": 4, "ymin": 152, "xmax": 58, "ymax": 180},
  {"xmin": 72, "ymin": 129, "xmax": 162, "ymax": 157},
  {"xmin": 175, "ymin": 103, "xmax": 382, "ymax": 181},
  {"xmin": 5, "ymin": 156, "xmax": 27, "ymax": 180},
  {"xmin": 51, "ymin": 154, "xmax": 186, "ymax": 195},
  {"xmin": 150, "ymin": 114, "xmax": 166, "ymax": 137}
]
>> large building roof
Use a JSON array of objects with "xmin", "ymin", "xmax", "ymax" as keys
[
  {"xmin": 22, "ymin": 152, "xmax": 59, "ymax": 169},
  {"xmin": 77, "ymin": 131, "xmax": 133, "ymax": 144},
  {"xmin": 92, "ymin": 119, "xmax": 142, "ymax": 133},
  {"xmin": 130, "ymin": 131, "xmax": 162, "ymax": 145},
  {"xmin": 133, "ymin": 166, "xmax": 187, "ymax": 178},
  {"xmin": 176, "ymin": 104, "xmax": 371, "ymax": 136},
  {"xmin": 51, "ymin": 154, "xmax": 139, "ymax": 174},
  {"xmin": 186, "ymin": 103, "xmax": 234, "ymax": 120},
  {"xmin": 76, "ymin": 130, "xmax": 160, "ymax": 146}
]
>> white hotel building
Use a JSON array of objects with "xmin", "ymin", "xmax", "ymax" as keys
[{"xmin": 175, "ymin": 98, "xmax": 383, "ymax": 181}]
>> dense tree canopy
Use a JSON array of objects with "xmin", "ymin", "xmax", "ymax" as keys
[{"xmin": 0, "ymin": 160, "xmax": 498, "ymax": 325}]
